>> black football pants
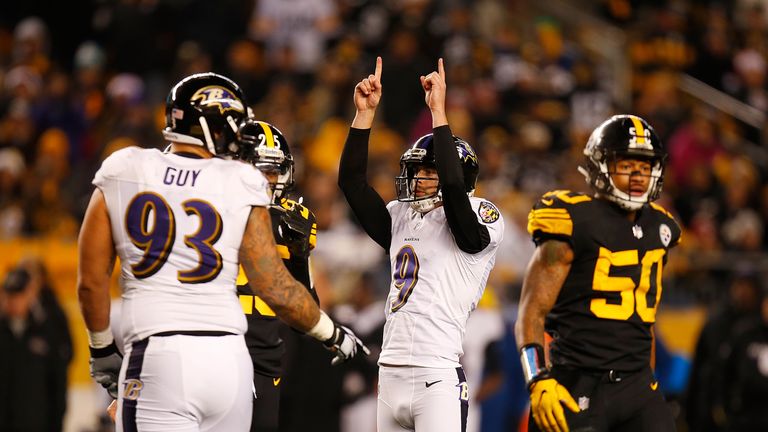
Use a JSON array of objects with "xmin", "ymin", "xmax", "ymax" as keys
[
  {"xmin": 528, "ymin": 366, "xmax": 675, "ymax": 432},
  {"xmin": 251, "ymin": 372, "xmax": 281, "ymax": 432}
]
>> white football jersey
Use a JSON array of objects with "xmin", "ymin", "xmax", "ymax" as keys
[
  {"xmin": 379, "ymin": 197, "xmax": 504, "ymax": 368},
  {"xmin": 93, "ymin": 147, "xmax": 271, "ymax": 345}
]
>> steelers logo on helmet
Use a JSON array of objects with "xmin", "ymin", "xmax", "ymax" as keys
[
  {"xmin": 578, "ymin": 114, "xmax": 667, "ymax": 211},
  {"xmin": 395, "ymin": 133, "xmax": 479, "ymax": 213},
  {"xmin": 236, "ymin": 119, "xmax": 295, "ymax": 203}
]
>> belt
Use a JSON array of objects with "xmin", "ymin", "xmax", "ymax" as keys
[
  {"xmin": 553, "ymin": 365, "xmax": 643, "ymax": 383},
  {"xmin": 607, "ymin": 370, "xmax": 626, "ymax": 383},
  {"xmin": 152, "ymin": 330, "xmax": 237, "ymax": 337}
]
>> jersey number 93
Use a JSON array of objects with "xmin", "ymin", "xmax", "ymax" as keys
[{"xmin": 125, "ymin": 192, "xmax": 223, "ymax": 283}]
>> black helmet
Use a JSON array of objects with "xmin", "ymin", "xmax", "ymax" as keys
[
  {"xmin": 395, "ymin": 133, "xmax": 479, "ymax": 212},
  {"xmin": 163, "ymin": 72, "xmax": 248, "ymax": 156},
  {"xmin": 236, "ymin": 119, "xmax": 294, "ymax": 200},
  {"xmin": 578, "ymin": 114, "xmax": 667, "ymax": 211}
]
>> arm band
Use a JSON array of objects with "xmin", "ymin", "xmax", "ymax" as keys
[
  {"xmin": 87, "ymin": 328, "xmax": 114, "ymax": 349},
  {"xmin": 306, "ymin": 310, "xmax": 335, "ymax": 342},
  {"xmin": 520, "ymin": 343, "xmax": 550, "ymax": 387}
]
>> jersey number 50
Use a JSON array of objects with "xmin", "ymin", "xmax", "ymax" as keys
[
  {"xmin": 125, "ymin": 192, "xmax": 223, "ymax": 283},
  {"xmin": 590, "ymin": 247, "xmax": 666, "ymax": 323}
]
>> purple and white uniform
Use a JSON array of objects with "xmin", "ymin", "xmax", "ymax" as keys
[{"xmin": 93, "ymin": 147, "xmax": 270, "ymax": 431}]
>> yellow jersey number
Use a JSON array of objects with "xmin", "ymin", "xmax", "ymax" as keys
[{"xmin": 590, "ymin": 247, "xmax": 666, "ymax": 323}]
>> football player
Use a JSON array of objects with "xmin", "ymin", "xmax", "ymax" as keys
[
  {"xmin": 233, "ymin": 118, "xmax": 324, "ymax": 432},
  {"xmin": 338, "ymin": 57, "xmax": 504, "ymax": 431},
  {"xmin": 515, "ymin": 114, "xmax": 680, "ymax": 432},
  {"xmin": 78, "ymin": 72, "xmax": 367, "ymax": 431}
]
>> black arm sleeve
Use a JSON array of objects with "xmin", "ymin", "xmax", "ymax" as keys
[
  {"xmin": 433, "ymin": 125, "xmax": 490, "ymax": 254},
  {"xmin": 338, "ymin": 127, "xmax": 392, "ymax": 250}
]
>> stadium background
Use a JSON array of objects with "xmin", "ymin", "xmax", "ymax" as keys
[{"xmin": 1, "ymin": 0, "xmax": 767, "ymax": 431}]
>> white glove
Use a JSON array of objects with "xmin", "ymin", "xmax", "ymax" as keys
[{"xmin": 323, "ymin": 323, "xmax": 370, "ymax": 365}]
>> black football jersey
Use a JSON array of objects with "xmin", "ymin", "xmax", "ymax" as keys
[
  {"xmin": 237, "ymin": 198, "xmax": 317, "ymax": 377},
  {"xmin": 527, "ymin": 190, "xmax": 681, "ymax": 372}
]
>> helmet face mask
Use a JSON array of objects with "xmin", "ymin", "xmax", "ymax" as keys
[
  {"xmin": 579, "ymin": 115, "xmax": 667, "ymax": 211},
  {"xmin": 163, "ymin": 73, "xmax": 248, "ymax": 156},
  {"xmin": 236, "ymin": 119, "xmax": 295, "ymax": 202},
  {"xmin": 395, "ymin": 133, "xmax": 479, "ymax": 213}
]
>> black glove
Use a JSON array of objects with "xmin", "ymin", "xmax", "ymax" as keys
[
  {"xmin": 277, "ymin": 201, "xmax": 313, "ymax": 258},
  {"xmin": 89, "ymin": 342, "xmax": 123, "ymax": 398},
  {"xmin": 323, "ymin": 323, "xmax": 370, "ymax": 365}
]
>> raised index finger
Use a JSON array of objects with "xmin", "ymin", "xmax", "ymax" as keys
[
  {"xmin": 374, "ymin": 56, "xmax": 383, "ymax": 80},
  {"xmin": 438, "ymin": 58, "xmax": 445, "ymax": 79}
]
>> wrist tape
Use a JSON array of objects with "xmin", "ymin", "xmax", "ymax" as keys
[
  {"xmin": 87, "ymin": 328, "xmax": 114, "ymax": 349},
  {"xmin": 520, "ymin": 343, "xmax": 550, "ymax": 388},
  {"xmin": 306, "ymin": 310, "xmax": 335, "ymax": 342}
]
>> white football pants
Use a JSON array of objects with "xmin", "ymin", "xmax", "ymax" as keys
[
  {"xmin": 115, "ymin": 334, "xmax": 253, "ymax": 432},
  {"xmin": 377, "ymin": 365, "xmax": 469, "ymax": 432}
]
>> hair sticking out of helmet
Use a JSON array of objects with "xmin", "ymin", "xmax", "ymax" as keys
[
  {"xmin": 395, "ymin": 133, "xmax": 479, "ymax": 213},
  {"xmin": 578, "ymin": 114, "xmax": 667, "ymax": 211},
  {"xmin": 162, "ymin": 72, "xmax": 248, "ymax": 156},
  {"xmin": 236, "ymin": 119, "xmax": 295, "ymax": 202}
]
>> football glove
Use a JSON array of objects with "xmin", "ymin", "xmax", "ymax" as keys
[
  {"xmin": 323, "ymin": 323, "xmax": 371, "ymax": 365},
  {"xmin": 529, "ymin": 378, "xmax": 580, "ymax": 432},
  {"xmin": 277, "ymin": 203, "xmax": 313, "ymax": 258},
  {"xmin": 89, "ymin": 341, "xmax": 123, "ymax": 399}
]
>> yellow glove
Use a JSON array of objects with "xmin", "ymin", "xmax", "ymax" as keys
[{"xmin": 529, "ymin": 378, "xmax": 580, "ymax": 432}]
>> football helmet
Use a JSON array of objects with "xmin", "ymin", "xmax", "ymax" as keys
[
  {"xmin": 578, "ymin": 114, "xmax": 667, "ymax": 211},
  {"xmin": 395, "ymin": 133, "xmax": 479, "ymax": 213},
  {"xmin": 162, "ymin": 72, "xmax": 248, "ymax": 156},
  {"xmin": 236, "ymin": 118, "xmax": 294, "ymax": 200}
]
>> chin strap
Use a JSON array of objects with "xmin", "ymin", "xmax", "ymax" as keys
[{"xmin": 409, "ymin": 196, "xmax": 441, "ymax": 213}]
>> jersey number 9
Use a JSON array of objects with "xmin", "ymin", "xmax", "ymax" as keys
[{"xmin": 391, "ymin": 245, "xmax": 420, "ymax": 312}]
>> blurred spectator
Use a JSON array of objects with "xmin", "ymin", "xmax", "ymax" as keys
[
  {"xmin": 338, "ymin": 271, "xmax": 386, "ymax": 432},
  {"xmin": 667, "ymin": 106, "xmax": 724, "ymax": 189},
  {"xmin": 719, "ymin": 276, "xmax": 768, "ymax": 430},
  {"xmin": 0, "ymin": 259, "xmax": 73, "ymax": 431},
  {"xmin": 11, "ymin": 17, "xmax": 50, "ymax": 75},
  {"xmin": 730, "ymin": 48, "xmax": 768, "ymax": 111},
  {"xmin": 0, "ymin": 147, "xmax": 25, "ymax": 238},
  {"xmin": 380, "ymin": 28, "xmax": 432, "ymax": 136},
  {"xmin": 91, "ymin": 0, "xmax": 168, "ymax": 75},
  {"xmin": 686, "ymin": 5, "xmax": 733, "ymax": 91},
  {"xmin": 225, "ymin": 38, "xmax": 271, "ymax": 105},
  {"xmin": 686, "ymin": 269, "xmax": 764, "ymax": 432},
  {"xmin": 463, "ymin": 289, "xmax": 505, "ymax": 432},
  {"xmin": 250, "ymin": 0, "xmax": 340, "ymax": 78},
  {"xmin": 23, "ymin": 128, "xmax": 78, "ymax": 237}
]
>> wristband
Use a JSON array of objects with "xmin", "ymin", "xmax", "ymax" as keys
[
  {"xmin": 520, "ymin": 343, "xmax": 549, "ymax": 387},
  {"xmin": 87, "ymin": 328, "xmax": 114, "ymax": 349},
  {"xmin": 306, "ymin": 310, "xmax": 335, "ymax": 342},
  {"xmin": 89, "ymin": 341, "xmax": 120, "ymax": 358}
]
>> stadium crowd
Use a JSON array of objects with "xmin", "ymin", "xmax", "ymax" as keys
[{"xmin": 1, "ymin": 0, "xmax": 767, "ymax": 431}]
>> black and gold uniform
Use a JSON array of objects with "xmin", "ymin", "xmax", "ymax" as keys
[
  {"xmin": 527, "ymin": 189, "xmax": 681, "ymax": 431},
  {"xmin": 528, "ymin": 189, "xmax": 681, "ymax": 372},
  {"xmin": 237, "ymin": 197, "xmax": 317, "ymax": 432}
]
